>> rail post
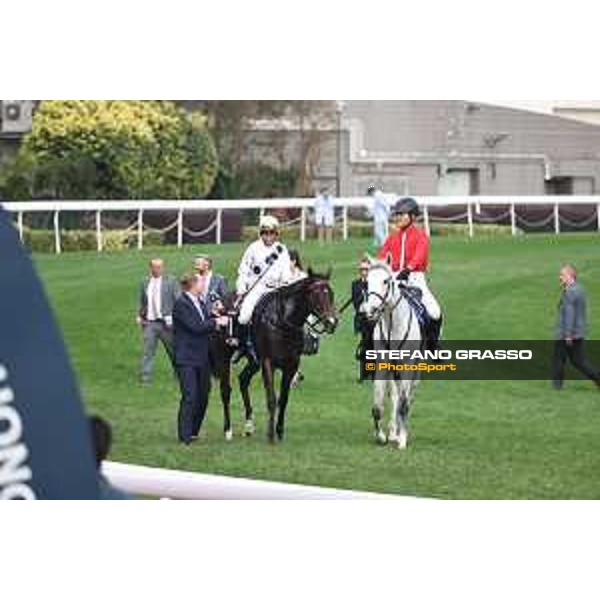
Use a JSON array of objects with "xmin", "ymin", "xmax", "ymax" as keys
[
  {"xmin": 216, "ymin": 209, "xmax": 223, "ymax": 245},
  {"xmin": 177, "ymin": 208, "xmax": 183, "ymax": 248},
  {"xmin": 423, "ymin": 205, "xmax": 431, "ymax": 237},
  {"xmin": 95, "ymin": 210, "xmax": 103, "ymax": 252},
  {"xmin": 467, "ymin": 202, "xmax": 474, "ymax": 238},
  {"xmin": 511, "ymin": 203, "xmax": 517, "ymax": 236},
  {"xmin": 53, "ymin": 210, "xmax": 61, "ymax": 255},
  {"xmin": 137, "ymin": 209, "xmax": 144, "ymax": 250}
]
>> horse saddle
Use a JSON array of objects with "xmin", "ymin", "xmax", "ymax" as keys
[{"xmin": 252, "ymin": 289, "xmax": 279, "ymax": 327}]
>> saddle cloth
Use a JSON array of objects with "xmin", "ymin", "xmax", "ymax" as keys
[{"xmin": 401, "ymin": 285, "xmax": 428, "ymax": 328}]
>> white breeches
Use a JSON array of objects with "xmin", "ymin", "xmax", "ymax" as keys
[
  {"xmin": 408, "ymin": 272, "xmax": 441, "ymax": 320},
  {"xmin": 238, "ymin": 284, "xmax": 270, "ymax": 325}
]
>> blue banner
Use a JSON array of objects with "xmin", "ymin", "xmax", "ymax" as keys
[{"xmin": 0, "ymin": 210, "xmax": 98, "ymax": 499}]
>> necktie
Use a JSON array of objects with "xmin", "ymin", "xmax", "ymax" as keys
[{"xmin": 195, "ymin": 298, "xmax": 206, "ymax": 321}]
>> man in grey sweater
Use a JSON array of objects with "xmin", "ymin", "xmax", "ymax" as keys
[
  {"xmin": 552, "ymin": 264, "xmax": 600, "ymax": 390},
  {"xmin": 137, "ymin": 258, "xmax": 180, "ymax": 384}
]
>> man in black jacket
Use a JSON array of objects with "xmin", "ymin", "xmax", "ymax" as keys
[
  {"xmin": 352, "ymin": 259, "xmax": 374, "ymax": 381},
  {"xmin": 173, "ymin": 274, "xmax": 229, "ymax": 444}
]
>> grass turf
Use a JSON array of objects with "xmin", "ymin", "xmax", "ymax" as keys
[{"xmin": 33, "ymin": 233, "xmax": 600, "ymax": 499}]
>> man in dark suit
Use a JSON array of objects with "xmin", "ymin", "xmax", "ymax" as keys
[
  {"xmin": 352, "ymin": 258, "xmax": 375, "ymax": 381},
  {"xmin": 552, "ymin": 264, "xmax": 600, "ymax": 390},
  {"xmin": 173, "ymin": 273, "xmax": 229, "ymax": 445},
  {"xmin": 137, "ymin": 258, "xmax": 180, "ymax": 384},
  {"xmin": 194, "ymin": 254, "xmax": 229, "ymax": 315}
]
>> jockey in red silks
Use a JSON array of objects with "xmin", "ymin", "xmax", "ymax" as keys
[{"xmin": 377, "ymin": 197, "xmax": 443, "ymax": 350}]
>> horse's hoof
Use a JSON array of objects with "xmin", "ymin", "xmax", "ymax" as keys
[
  {"xmin": 388, "ymin": 431, "xmax": 399, "ymax": 443},
  {"xmin": 244, "ymin": 420, "xmax": 255, "ymax": 436},
  {"xmin": 397, "ymin": 432, "xmax": 408, "ymax": 450},
  {"xmin": 375, "ymin": 431, "xmax": 388, "ymax": 446},
  {"xmin": 224, "ymin": 429, "xmax": 233, "ymax": 442}
]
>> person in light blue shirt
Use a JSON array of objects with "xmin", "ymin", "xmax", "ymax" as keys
[
  {"xmin": 314, "ymin": 187, "xmax": 335, "ymax": 245},
  {"xmin": 367, "ymin": 186, "xmax": 391, "ymax": 247}
]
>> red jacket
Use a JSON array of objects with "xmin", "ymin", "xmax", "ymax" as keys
[{"xmin": 377, "ymin": 225, "xmax": 430, "ymax": 272}]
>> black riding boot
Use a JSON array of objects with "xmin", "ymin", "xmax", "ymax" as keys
[{"xmin": 425, "ymin": 316, "xmax": 443, "ymax": 353}]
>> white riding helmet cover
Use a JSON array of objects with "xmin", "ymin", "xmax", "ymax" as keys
[{"xmin": 259, "ymin": 215, "xmax": 280, "ymax": 232}]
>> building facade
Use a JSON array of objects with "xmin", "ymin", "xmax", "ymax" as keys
[
  {"xmin": 336, "ymin": 100, "xmax": 600, "ymax": 197},
  {"xmin": 3, "ymin": 100, "xmax": 600, "ymax": 198},
  {"xmin": 0, "ymin": 100, "xmax": 35, "ymax": 165}
]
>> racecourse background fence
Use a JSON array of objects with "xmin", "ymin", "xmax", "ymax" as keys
[{"xmin": 2, "ymin": 196, "xmax": 600, "ymax": 253}]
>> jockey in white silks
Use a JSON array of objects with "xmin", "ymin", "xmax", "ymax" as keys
[
  {"xmin": 232, "ymin": 215, "xmax": 293, "ymax": 363},
  {"xmin": 236, "ymin": 215, "xmax": 293, "ymax": 325},
  {"xmin": 367, "ymin": 186, "xmax": 391, "ymax": 247}
]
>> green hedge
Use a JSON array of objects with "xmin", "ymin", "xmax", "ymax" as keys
[{"xmin": 22, "ymin": 229, "xmax": 164, "ymax": 253}]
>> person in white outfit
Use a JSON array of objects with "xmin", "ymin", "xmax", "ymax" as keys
[
  {"xmin": 314, "ymin": 187, "xmax": 335, "ymax": 245},
  {"xmin": 232, "ymin": 215, "xmax": 293, "ymax": 362},
  {"xmin": 367, "ymin": 186, "xmax": 391, "ymax": 247}
]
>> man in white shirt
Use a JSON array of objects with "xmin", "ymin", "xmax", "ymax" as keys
[
  {"xmin": 232, "ymin": 215, "xmax": 293, "ymax": 362},
  {"xmin": 137, "ymin": 258, "xmax": 180, "ymax": 384},
  {"xmin": 314, "ymin": 187, "xmax": 335, "ymax": 245}
]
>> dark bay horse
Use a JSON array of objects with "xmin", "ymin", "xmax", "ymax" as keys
[
  {"xmin": 251, "ymin": 269, "xmax": 338, "ymax": 443},
  {"xmin": 209, "ymin": 270, "xmax": 337, "ymax": 443},
  {"xmin": 208, "ymin": 293, "xmax": 257, "ymax": 440}
]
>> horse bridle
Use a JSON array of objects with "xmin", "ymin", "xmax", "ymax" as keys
[
  {"xmin": 365, "ymin": 264, "xmax": 399, "ymax": 322},
  {"xmin": 305, "ymin": 280, "xmax": 336, "ymax": 335}
]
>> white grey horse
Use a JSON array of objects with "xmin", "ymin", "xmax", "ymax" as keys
[{"xmin": 362, "ymin": 259, "xmax": 422, "ymax": 449}]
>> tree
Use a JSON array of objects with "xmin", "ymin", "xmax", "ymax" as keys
[
  {"xmin": 6, "ymin": 101, "xmax": 218, "ymax": 200},
  {"xmin": 195, "ymin": 100, "xmax": 335, "ymax": 198}
]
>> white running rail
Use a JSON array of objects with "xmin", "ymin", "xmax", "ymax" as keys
[
  {"xmin": 102, "ymin": 461, "xmax": 415, "ymax": 500},
  {"xmin": 2, "ymin": 196, "xmax": 600, "ymax": 253}
]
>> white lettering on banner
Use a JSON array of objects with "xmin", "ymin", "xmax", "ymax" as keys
[
  {"xmin": 0, "ymin": 362, "xmax": 36, "ymax": 500},
  {"xmin": 365, "ymin": 350, "xmax": 533, "ymax": 361},
  {"xmin": 0, "ymin": 444, "xmax": 32, "ymax": 487},
  {"xmin": 0, "ymin": 482, "xmax": 36, "ymax": 500},
  {"xmin": 0, "ymin": 406, "xmax": 22, "ymax": 446}
]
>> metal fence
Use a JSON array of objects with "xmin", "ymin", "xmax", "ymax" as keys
[{"xmin": 2, "ymin": 196, "xmax": 600, "ymax": 254}]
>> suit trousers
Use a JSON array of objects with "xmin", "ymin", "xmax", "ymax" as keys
[
  {"xmin": 177, "ymin": 364, "xmax": 211, "ymax": 443},
  {"xmin": 552, "ymin": 339, "xmax": 600, "ymax": 388},
  {"xmin": 140, "ymin": 321, "xmax": 174, "ymax": 381}
]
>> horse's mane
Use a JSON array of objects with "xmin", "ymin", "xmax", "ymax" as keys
[
  {"xmin": 276, "ymin": 268, "xmax": 331, "ymax": 298},
  {"xmin": 369, "ymin": 259, "xmax": 394, "ymax": 275}
]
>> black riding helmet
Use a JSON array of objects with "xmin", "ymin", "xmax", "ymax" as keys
[{"xmin": 392, "ymin": 197, "xmax": 420, "ymax": 218}]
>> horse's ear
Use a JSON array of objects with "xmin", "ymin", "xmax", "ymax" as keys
[
  {"xmin": 307, "ymin": 267, "xmax": 314, "ymax": 279},
  {"xmin": 364, "ymin": 253, "xmax": 373, "ymax": 265}
]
